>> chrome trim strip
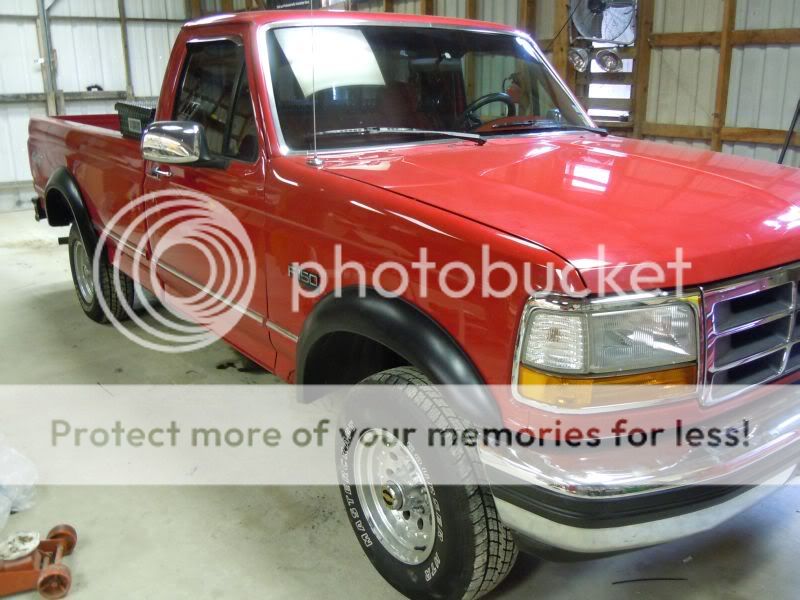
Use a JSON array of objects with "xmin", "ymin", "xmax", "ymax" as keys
[
  {"xmin": 156, "ymin": 261, "xmax": 264, "ymax": 325},
  {"xmin": 710, "ymin": 344, "xmax": 788, "ymax": 373},
  {"xmin": 256, "ymin": 21, "xmax": 595, "ymax": 157},
  {"xmin": 715, "ymin": 308, "xmax": 794, "ymax": 337},
  {"xmin": 266, "ymin": 321, "xmax": 299, "ymax": 343},
  {"xmin": 106, "ymin": 231, "xmax": 147, "ymax": 258},
  {"xmin": 106, "ymin": 233, "xmax": 298, "ymax": 343}
]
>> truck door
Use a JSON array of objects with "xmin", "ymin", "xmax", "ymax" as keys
[{"xmin": 143, "ymin": 38, "xmax": 275, "ymax": 368}]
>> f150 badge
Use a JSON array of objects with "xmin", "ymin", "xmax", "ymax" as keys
[{"xmin": 288, "ymin": 264, "xmax": 321, "ymax": 291}]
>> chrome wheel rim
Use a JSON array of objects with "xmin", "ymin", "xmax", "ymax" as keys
[
  {"xmin": 72, "ymin": 239, "xmax": 95, "ymax": 304},
  {"xmin": 353, "ymin": 429, "xmax": 436, "ymax": 566}
]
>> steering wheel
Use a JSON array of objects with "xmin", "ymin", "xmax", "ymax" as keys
[{"xmin": 458, "ymin": 93, "xmax": 517, "ymax": 131}]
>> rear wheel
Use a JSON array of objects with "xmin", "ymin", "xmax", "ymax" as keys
[
  {"xmin": 68, "ymin": 225, "xmax": 135, "ymax": 324},
  {"xmin": 337, "ymin": 367, "xmax": 517, "ymax": 600}
]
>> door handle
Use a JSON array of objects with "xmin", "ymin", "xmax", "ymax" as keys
[{"xmin": 150, "ymin": 166, "xmax": 173, "ymax": 179}]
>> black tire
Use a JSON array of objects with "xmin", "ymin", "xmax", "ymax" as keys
[
  {"xmin": 67, "ymin": 225, "xmax": 135, "ymax": 324},
  {"xmin": 337, "ymin": 367, "xmax": 517, "ymax": 600}
]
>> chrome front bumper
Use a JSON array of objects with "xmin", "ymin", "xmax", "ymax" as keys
[
  {"xmin": 479, "ymin": 386, "xmax": 800, "ymax": 555},
  {"xmin": 491, "ymin": 466, "xmax": 794, "ymax": 555}
]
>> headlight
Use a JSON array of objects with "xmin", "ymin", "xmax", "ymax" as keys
[{"xmin": 516, "ymin": 295, "xmax": 701, "ymax": 411}]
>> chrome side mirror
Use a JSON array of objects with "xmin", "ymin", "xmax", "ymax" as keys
[{"xmin": 142, "ymin": 121, "xmax": 223, "ymax": 167}]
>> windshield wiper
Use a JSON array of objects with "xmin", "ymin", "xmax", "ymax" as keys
[
  {"xmin": 490, "ymin": 121, "xmax": 609, "ymax": 137},
  {"xmin": 312, "ymin": 127, "xmax": 487, "ymax": 146}
]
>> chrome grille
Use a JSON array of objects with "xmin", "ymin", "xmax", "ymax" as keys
[{"xmin": 703, "ymin": 265, "xmax": 800, "ymax": 405}]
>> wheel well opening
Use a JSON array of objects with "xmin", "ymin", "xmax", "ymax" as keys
[
  {"xmin": 302, "ymin": 332, "xmax": 409, "ymax": 387},
  {"xmin": 45, "ymin": 189, "xmax": 72, "ymax": 227}
]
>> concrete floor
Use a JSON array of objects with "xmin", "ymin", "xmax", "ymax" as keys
[{"xmin": 1, "ymin": 209, "xmax": 799, "ymax": 599}]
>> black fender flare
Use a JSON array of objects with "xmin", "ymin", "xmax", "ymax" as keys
[
  {"xmin": 297, "ymin": 288, "xmax": 503, "ymax": 427},
  {"xmin": 45, "ymin": 167, "xmax": 97, "ymax": 253}
]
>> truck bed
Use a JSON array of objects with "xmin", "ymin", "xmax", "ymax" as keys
[{"xmin": 28, "ymin": 113, "xmax": 146, "ymax": 236}]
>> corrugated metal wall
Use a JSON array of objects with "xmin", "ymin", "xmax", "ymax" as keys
[
  {"xmin": 0, "ymin": 0, "xmax": 185, "ymax": 212},
  {"xmin": 646, "ymin": 0, "xmax": 799, "ymax": 166},
  {"xmin": 726, "ymin": 0, "xmax": 800, "ymax": 163}
]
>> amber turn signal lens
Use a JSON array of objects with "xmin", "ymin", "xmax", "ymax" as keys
[{"xmin": 517, "ymin": 365, "xmax": 698, "ymax": 410}]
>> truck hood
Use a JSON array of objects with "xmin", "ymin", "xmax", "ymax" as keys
[{"xmin": 324, "ymin": 134, "xmax": 800, "ymax": 291}]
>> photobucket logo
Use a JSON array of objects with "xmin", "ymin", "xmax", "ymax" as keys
[
  {"xmin": 290, "ymin": 244, "xmax": 692, "ymax": 311},
  {"xmin": 93, "ymin": 190, "xmax": 256, "ymax": 353}
]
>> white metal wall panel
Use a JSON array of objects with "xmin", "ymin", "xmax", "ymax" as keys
[
  {"xmin": 533, "ymin": 0, "xmax": 555, "ymax": 41},
  {"xmin": 724, "ymin": 142, "xmax": 800, "ymax": 167},
  {"xmin": 0, "ymin": 0, "xmax": 37, "ymax": 16},
  {"xmin": 0, "ymin": 21, "xmax": 44, "ymax": 94},
  {"xmin": 436, "ymin": 0, "xmax": 465, "ymax": 18},
  {"xmin": 64, "ymin": 99, "xmax": 118, "ymax": 114},
  {"xmin": 728, "ymin": 45, "xmax": 800, "ymax": 129},
  {"xmin": 127, "ymin": 21, "xmax": 182, "ymax": 98},
  {"xmin": 0, "ymin": 103, "xmax": 46, "ymax": 182},
  {"xmin": 50, "ymin": 0, "xmax": 119, "ymax": 18},
  {"xmin": 51, "ymin": 21, "xmax": 126, "ymax": 92},
  {"xmin": 359, "ymin": 0, "xmax": 384, "ymax": 13},
  {"xmin": 647, "ymin": 48, "xmax": 719, "ymax": 126},
  {"xmin": 736, "ymin": 0, "xmax": 800, "ymax": 29},
  {"xmin": 652, "ymin": 0, "xmax": 722, "ymax": 33},
  {"xmin": 124, "ymin": 0, "xmax": 189, "ymax": 20},
  {"xmin": 728, "ymin": 1, "xmax": 800, "ymax": 132},
  {"xmin": 394, "ymin": 0, "xmax": 422, "ymax": 14},
  {"xmin": 647, "ymin": 1, "xmax": 721, "ymax": 127},
  {"xmin": 646, "ymin": 136, "xmax": 712, "ymax": 151},
  {"xmin": 478, "ymin": 0, "xmax": 518, "ymax": 26}
]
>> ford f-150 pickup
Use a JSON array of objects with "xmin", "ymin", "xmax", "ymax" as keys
[{"xmin": 28, "ymin": 10, "xmax": 800, "ymax": 600}]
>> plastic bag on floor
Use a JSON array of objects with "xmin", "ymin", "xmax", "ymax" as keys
[
  {"xmin": 0, "ymin": 495, "xmax": 10, "ymax": 532},
  {"xmin": 0, "ymin": 443, "xmax": 37, "ymax": 517}
]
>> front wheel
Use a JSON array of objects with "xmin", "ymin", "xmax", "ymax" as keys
[{"xmin": 337, "ymin": 367, "xmax": 517, "ymax": 600}]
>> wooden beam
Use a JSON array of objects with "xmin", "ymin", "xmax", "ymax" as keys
[
  {"xmin": 221, "ymin": 0, "xmax": 235, "ymax": 12},
  {"xmin": 650, "ymin": 31, "xmax": 722, "ymax": 47},
  {"xmin": 649, "ymin": 28, "xmax": 800, "ymax": 48},
  {"xmin": 639, "ymin": 122, "xmax": 798, "ymax": 147},
  {"xmin": 552, "ymin": 0, "xmax": 570, "ymax": 80},
  {"xmin": 189, "ymin": 0, "xmax": 202, "ymax": 18},
  {"xmin": 641, "ymin": 122, "xmax": 714, "ymax": 140},
  {"xmin": 711, "ymin": 0, "xmax": 736, "ymax": 151},
  {"xmin": 721, "ymin": 127, "xmax": 799, "ymax": 146},
  {"xmin": 632, "ymin": 0, "xmax": 655, "ymax": 139},
  {"xmin": 585, "ymin": 97, "xmax": 632, "ymax": 111},
  {"xmin": 578, "ymin": 71, "xmax": 635, "ymax": 85},
  {"xmin": 383, "ymin": 0, "xmax": 394, "ymax": 12},
  {"xmin": 422, "ymin": 0, "xmax": 434, "ymax": 15},
  {"xmin": 732, "ymin": 28, "xmax": 800, "ymax": 45}
]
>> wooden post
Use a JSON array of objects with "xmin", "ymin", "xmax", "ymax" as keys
[
  {"xmin": 712, "ymin": 0, "xmax": 737, "ymax": 151},
  {"xmin": 519, "ymin": 0, "xmax": 536, "ymax": 33},
  {"xmin": 552, "ymin": 0, "xmax": 570, "ymax": 81},
  {"xmin": 221, "ymin": 0, "xmax": 235, "ymax": 12},
  {"xmin": 632, "ymin": 0, "xmax": 655, "ymax": 138},
  {"xmin": 423, "ymin": 0, "xmax": 434, "ymax": 15},
  {"xmin": 189, "ymin": 0, "xmax": 203, "ymax": 18},
  {"xmin": 383, "ymin": 0, "xmax": 394, "ymax": 11}
]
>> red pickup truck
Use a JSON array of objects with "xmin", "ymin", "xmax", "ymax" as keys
[{"xmin": 28, "ymin": 10, "xmax": 800, "ymax": 600}]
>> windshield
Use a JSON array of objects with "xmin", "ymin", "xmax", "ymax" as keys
[{"xmin": 266, "ymin": 25, "xmax": 592, "ymax": 151}]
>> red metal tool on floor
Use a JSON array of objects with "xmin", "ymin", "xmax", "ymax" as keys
[{"xmin": 0, "ymin": 525, "xmax": 77, "ymax": 599}]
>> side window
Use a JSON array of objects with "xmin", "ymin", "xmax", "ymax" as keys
[
  {"xmin": 173, "ymin": 40, "xmax": 258, "ymax": 162},
  {"xmin": 227, "ymin": 76, "xmax": 258, "ymax": 162}
]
